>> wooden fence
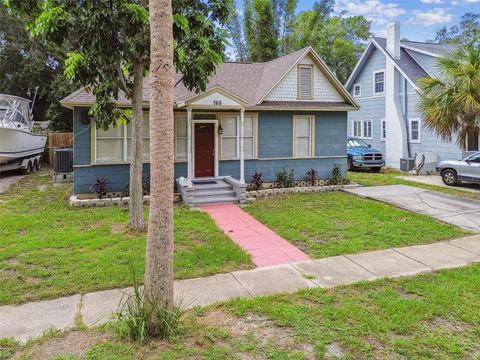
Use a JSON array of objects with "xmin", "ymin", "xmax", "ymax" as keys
[{"xmin": 48, "ymin": 132, "xmax": 73, "ymax": 165}]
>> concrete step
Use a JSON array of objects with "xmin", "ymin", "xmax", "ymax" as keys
[
  {"xmin": 192, "ymin": 184, "xmax": 233, "ymax": 193},
  {"xmin": 192, "ymin": 188, "xmax": 236, "ymax": 197},
  {"xmin": 192, "ymin": 195, "xmax": 238, "ymax": 205}
]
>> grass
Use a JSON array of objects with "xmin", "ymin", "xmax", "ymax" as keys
[
  {"xmin": 9, "ymin": 264, "xmax": 480, "ymax": 359},
  {"xmin": 0, "ymin": 171, "xmax": 252, "ymax": 305},
  {"xmin": 348, "ymin": 168, "xmax": 480, "ymax": 200},
  {"xmin": 244, "ymin": 191, "xmax": 470, "ymax": 258}
]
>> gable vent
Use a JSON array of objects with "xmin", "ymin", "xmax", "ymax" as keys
[{"xmin": 298, "ymin": 65, "xmax": 313, "ymax": 99}]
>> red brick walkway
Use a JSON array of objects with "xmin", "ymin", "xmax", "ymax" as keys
[{"xmin": 201, "ymin": 204, "xmax": 310, "ymax": 267}]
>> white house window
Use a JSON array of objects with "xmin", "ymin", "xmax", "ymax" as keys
[
  {"xmin": 466, "ymin": 131, "xmax": 479, "ymax": 152},
  {"xmin": 409, "ymin": 119, "xmax": 421, "ymax": 143},
  {"xmin": 294, "ymin": 115, "xmax": 314, "ymax": 157},
  {"xmin": 175, "ymin": 114, "xmax": 188, "ymax": 161},
  {"xmin": 298, "ymin": 65, "xmax": 313, "ymax": 99},
  {"xmin": 220, "ymin": 115, "xmax": 256, "ymax": 160},
  {"xmin": 381, "ymin": 120, "xmax": 386, "ymax": 141},
  {"xmin": 373, "ymin": 71, "xmax": 385, "ymax": 94},
  {"xmin": 352, "ymin": 119, "xmax": 372, "ymax": 139},
  {"xmin": 95, "ymin": 114, "xmax": 150, "ymax": 163},
  {"xmin": 353, "ymin": 84, "xmax": 361, "ymax": 97}
]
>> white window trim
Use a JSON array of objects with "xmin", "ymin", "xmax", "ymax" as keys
[
  {"xmin": 351, "ymin": 119, "xmax": 373, "ymax": 140},
  {"xmin": 373, "ymin": 70, "xmax": 385, "ymax": 95},
  {"xmin": 219, "ymin": 113, "xmax": 258, "ymax": 160},
  {"xmin": 292, "ymin": 115, "xmax": 315, "ymax": 158},
  {"xmin": 94, "ymin": 113, "xmax": 150, "ymax": 164},
  {"xmin": 174, "ymin": 114, "xmax": 188, "ymax": 162},
  {"xmin": 353, "ymin": 83, "xmax": 361, "ymax": 97},
  {"xmin": 381, "ymin": 119, "xmax": 386, "ymax": 141},
  {"xmin": 409, "ymin": 118, "xmax": 421, "ymax": 143}
]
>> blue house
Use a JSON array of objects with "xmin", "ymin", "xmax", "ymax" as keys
[
  {"xmin": 345, "ymin": 22, "xmax": 477, "ymax": 172},
  {"xmin": 62, "ymin": 47, "xmax": 358, "ymax": 204}
]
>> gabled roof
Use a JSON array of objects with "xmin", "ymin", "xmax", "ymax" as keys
[
  {"xmin": 345, "ymin": 37, "xmax": 457, "ymax": 92},
  {"xmin": 61, "ymin": 47, "xmax": 358, "ymax": 110}
]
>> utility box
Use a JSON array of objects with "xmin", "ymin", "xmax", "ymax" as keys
[
  {"xmin": 400, "ymin": 158, "xmax": 415, "ymax": 172},
  {"xmin": 53, "ymin": 148, "xmax": 73, "ymax": 181}
]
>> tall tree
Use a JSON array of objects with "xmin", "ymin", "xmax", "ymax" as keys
[
  {"xmin": 227, "ymin": 4, "xmax": 248, "ymax": 61},
  {"xmin": 0, "ymin": 4, "xmax": 76, "ymax": 131},
  {"xmin": 434, "ymin": 13, "xmax": 480, "ymax": 45},
  {"xmin": 243, "ymin": 0, "xmax": 278, "ymax": 61},
  {"xmin": 418, "ymin": 43, "xmax": 480, "ymax": 150},
  {"xmin": 145, "ymin": 0, "xmax": 174, "ymax": 323},
  {"xmin": 280, "ymin": 0, "xmax": 297, "ymax": 55}
]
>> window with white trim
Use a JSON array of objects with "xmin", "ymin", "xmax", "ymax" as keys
[
  {"xmin": 409, "ymin": 119, "xmax": 421, "ymax": 143},
  {"xmin": 95, "ymin": 114, "xmax": 149, "ymax": 163},
  {"xmin": 373, "ymin": 71, "xmax": 385, "ymax": 94},
  {"xmin": 175, "ymin": 115, "xmax": 188, "ymax": 161},
  {"xmin": 298, "ymin": 65, "xmax": 313, "ymax": 99},
  {"xmin": 381, "ymin": 120, "xmax": 386, "ymax": 141},
  {"xmin": 220, "ymin": 115, "xmax": 256, "ymax": 160},
  {"xmin": 351, "ymin": 119, "xmax": 372, "ymax": 139},
  {"xmin": 294, "ymin": 115, "xmax": 314, "ymax": 157},
  {"xmin": 353, "ymin": 84, "xmax": 361, "ymax": 97}
]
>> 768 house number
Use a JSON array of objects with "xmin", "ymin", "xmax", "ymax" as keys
[{"xmin": 213, "ymin": 100, "xmax": 222, "ymax": 106}]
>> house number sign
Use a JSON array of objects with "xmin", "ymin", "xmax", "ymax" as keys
[{"xmin": 213, "ymin": 100, "xmax": 222, "ymax": 106}]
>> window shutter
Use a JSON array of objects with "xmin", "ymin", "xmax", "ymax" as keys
[{"xmin": 298, "ymin": 66, "xmax": 312, "ymax": 98}]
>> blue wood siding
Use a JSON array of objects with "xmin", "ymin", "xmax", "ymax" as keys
[
  {"xmin": 349, "ymin": 48, "xmax": 386, "ymax": 97},
  {"xmin": 72, "ymin": 109, "xmax": 348, "ymax": 194}
]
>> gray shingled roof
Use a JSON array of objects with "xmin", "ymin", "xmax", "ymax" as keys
[
  {"xmin": 373, "ymin": 37, "xmax": 429, "ymax": 86},
  {"xmin": 62, "ymin": 47, "xmax": 313, "ymax": 107},
  {"xmin": 400, "ymin": 40, "xmax": 458, "ymax": 57}
]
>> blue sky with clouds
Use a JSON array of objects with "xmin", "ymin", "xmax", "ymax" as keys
[{"xmin": 295, "ymin": 0, "xmax": 479, "ymax": 41}]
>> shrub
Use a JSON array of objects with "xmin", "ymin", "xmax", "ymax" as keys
[
  {"xmin": 274, "ymin": 169, "xmax": 295, "ymax": 188},
  {"xmin": 248, "ymin": 170, "xmax": 263, "ymax": 191},
  {"xmin": 305, "ymin": 168, "xmax": 318, "ymax": 186},
  {"xmin": 331, "ymin": 165, "xmax": 344, "ymax": 185},
  {"xmin": 116, "ymin": 263, "xmax": 184, "ymax": 343},
  {"xmin": 89, "ymin": 177, "xmax": 108, "ymax": 199},
  {"xmin": 123, "ymin": 181, "xmax": 150, "ymax": 197}
]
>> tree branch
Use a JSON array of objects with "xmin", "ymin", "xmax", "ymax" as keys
[{"xmin": 117, "ymin": 64, "xmax": 132, "ymax": 98}]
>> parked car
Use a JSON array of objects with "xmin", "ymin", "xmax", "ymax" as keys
[
  {"xmin": 436, "ymin": 152, "xmax": 480, "ymax": 186},
  {"xmin": 347, "ymin": 137, "xmax": 385, "ymax": 172}
]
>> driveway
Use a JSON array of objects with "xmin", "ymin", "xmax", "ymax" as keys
[
  {"xmin": 397, "ymin": 175, "xmax": 480, "ymax": 194},
  {"xmin": 345, "ymin": 185, "xmax": 480, "ymax": 232}
]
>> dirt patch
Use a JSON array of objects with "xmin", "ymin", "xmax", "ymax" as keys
[
  {"xmin": 12, "ymin": 330, "xmax": 110, "ymax": 360},
  {"xmin": 325, "ymin": 342, "xmax": 345, "ymax": 359},
  {"xmin": 111, "ymin": 223, "xmax": 127, "ymax": 235},
  {"xmin": 398, "ymin": 289, "xmax": 423, "ymax": 300},
  {"xmin": 200, "ymin": 309, "xmax": 315, "ymax": 358},
  {"xmin": 37, "ymin": 185, "xmax": 48, "ymax": 192},
  {"xmin": 6, "ymin": 257, "xmax": 18, "ymax": 264},
  {"xmin": 428, "ymin": 317, "xmax": 473, "ymax": 332}
]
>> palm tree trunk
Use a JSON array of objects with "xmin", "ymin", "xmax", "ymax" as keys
[
  {"xmin": 144, "ymin": 0, "xmax": 174, "ymax": 318},
  {"xmin": 128, "ymin": 61, "xmax": 145, "ymax": 230}
]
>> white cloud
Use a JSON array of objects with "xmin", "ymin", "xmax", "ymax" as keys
[
  {"xmin": 451, "ymin": 0, "xmax": 459, "ymax": 4},
  {"xmin": 335, "ymin": 0, "xmax": 406, "ymax": 25},
  {"xmin": 465, "ymin": 0, "xmax": 480, "ymax": 3},
  {"xmin": 406, "ymin": 8, "xmax": 454, "ymax": 26},
  {"xmin": 420, "ymin": 0, "xmax": 443, "ymax": 3}
]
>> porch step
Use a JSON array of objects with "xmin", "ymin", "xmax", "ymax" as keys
[
  {"xmin": 192, "ymin": 184, "xmax": 233, "ymax": 193},
  {"xmin": 192, "ymin": 195, "xmax": 238, "ymax": 205},
  {"xmin": 192, "ymin": 188, "xmax": 235, "ymax": 197}
]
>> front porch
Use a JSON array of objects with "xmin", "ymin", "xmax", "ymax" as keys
[{"xmin": 175, "ymin": 86, "xmax": 249, "ymax": 205}]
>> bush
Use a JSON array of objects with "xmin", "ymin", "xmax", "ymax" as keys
[
  {"xmin": 89, "ymin": 177, "xmax": 108, "ymax": 199},
  {"xmin": 331, "ymin": 165, "xmax": 344, "ymax": 185},
  {"xmin": 274, "ymin": 169, "xmax": 295, "ymax": 188},
  {"xmin": 248, "ymin": 170, "xmax": 263, "ymax": 191},
  {"xmin": 116, "ymin": 264, "xmax": 184, "ymax": 343},
  {"xmin": 305, "ymin": 168, "xmax": 318, "ymax": 186}
]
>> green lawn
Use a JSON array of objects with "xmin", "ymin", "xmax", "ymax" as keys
[
  {"xmin": 7, "ymin": 264, "xmax": 480, "ymax": 359},
  {"xmin": 348, "ymin": 168, "xmax": 480, "ymax": 200},
  {"xmin": 0, "ymin": 172, "xmax": 252, "ymax": 305},
  {"xmin": 244, "ymin": 192, "xmax": 470, "ymax": 258}
]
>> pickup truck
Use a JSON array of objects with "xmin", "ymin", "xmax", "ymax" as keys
[{"xmin": 347, "ymin": 137, "xmax": 385, "ymax": 172}]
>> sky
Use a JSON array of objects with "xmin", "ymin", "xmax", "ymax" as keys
[{"xmin": 311, "ymin": 0, "xmax": 480, "ymax": 41}]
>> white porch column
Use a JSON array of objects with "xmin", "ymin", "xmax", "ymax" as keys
[
  {"xmin": 187, "ymin": 107, "xmax": 193, "ymax": 184},
  {"xmin": 240, "ymin": 108, "xmax": 245, "ymax": 184}
]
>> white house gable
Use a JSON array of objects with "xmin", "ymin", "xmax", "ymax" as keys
[
  {"xmin": 190, "ymin": 91, "xmax": 243, "ymax": 107},
  {"xmin": 265, "ymin": 55, "xmax": 345, "ymax": 102}
]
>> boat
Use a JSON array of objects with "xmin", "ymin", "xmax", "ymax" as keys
[{"xmin": 0, "ymin": 93, "xmax": 47, "ymax": 164}]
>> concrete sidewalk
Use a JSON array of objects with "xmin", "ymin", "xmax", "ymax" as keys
[
  {"xmin": 2, "ymin": 234, "xmax": 480, "ymax": 343},
  {"xmin": 397, "ymin": 175, "xmax": 480, "ymax": 194},
  {"xmin": 345, "ymin": 185, "xmax": 480, "ymax": 232}
]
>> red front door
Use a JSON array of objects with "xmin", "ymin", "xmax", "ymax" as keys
[{"xmin": 194, "ymin": 123, "xmax": 215, "ymax": 177}]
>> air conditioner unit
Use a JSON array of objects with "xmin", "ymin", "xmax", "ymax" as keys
[
  {"xmin": 54, "ymin": 148, "xmax": 73, "ymax": 173},
  {"xmin": 400, "ymin": 158, "xmax": 415, "ymax": 172}
]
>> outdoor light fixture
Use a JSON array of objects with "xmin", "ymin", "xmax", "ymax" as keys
[{"xmin": 218, "ymin": 125, "xmax": 223, "ymax": 135}]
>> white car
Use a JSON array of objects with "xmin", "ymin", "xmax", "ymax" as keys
[{"xmin": 436, "ymin": 152, "xmax": 480, "ymax": 186}]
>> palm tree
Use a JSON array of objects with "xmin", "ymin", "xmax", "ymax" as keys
[
  {"xmin": 418, "ymin": 43, "xmax": 480, "ymax": 149},
  {"xmin": 144, "ymin": 0, "xmax": 174, "ymax": 328}
]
